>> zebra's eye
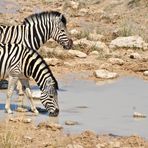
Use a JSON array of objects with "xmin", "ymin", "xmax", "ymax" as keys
[{"xmin": 61, "ymin": 29, "xmax": 65, "ymax": 32}]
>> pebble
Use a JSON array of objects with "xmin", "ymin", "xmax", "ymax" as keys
[
  {"xmin": 94, "ymin": 69, "xmax": 119, "ymax": 79},
  {"xmin": 133, "ymin": 112, "xmax": 146, "ymax": 118},
  {"xmin": 143, "ymin": 71, "xmax": 148, "ymax": 76},
  {"xmin": 65, "ymin": 120, "xmax": 79, "ymax": 126},
  {"xmin": 66, "ymin": 144, "xmax": 83, "ymax": 148}
]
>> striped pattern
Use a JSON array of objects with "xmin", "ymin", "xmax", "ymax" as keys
[
  {"xmin": 0, "ymin": 43, "xmax": 59, "ymax": 116},
  {"xmin": 0, "ymin": 11, "xmax": 72, "ymax": 50}
]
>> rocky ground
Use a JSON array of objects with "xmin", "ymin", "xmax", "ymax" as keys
[{"xmin": 0, "ymin": 0, "xmax": 148, "ymax": 147}]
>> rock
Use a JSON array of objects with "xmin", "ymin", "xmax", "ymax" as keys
[
  {"xmin": 74, "ymin": 38, "xmax": 109, "ymax": 54},
  {"xmin": 9, "ymin": 117, "xmax": 32, "ymax": 123},
  {"xmin": 0, "ymin": 80, "xmax": 8, "ymax": 89},
  {"xmin": 94, "ymin": 69, "xmax": 119, "ymax": 79},
  {"xmin": 108, "ymin": 58, "xmax": 124, "ymax": 65},
  {"xmin": 129, "ymin": 52, "xmax": 142, "ymax": 59},
  {"xmin": 78, "ymin": 8, "xmax": 89, "ymax": 16},
  {"xmin": 109, "ymin": 141, "xmax": 120, "ymax": 148},
  {"xmin": 96, "ymin": 143, "xmax": 106, "ymax": 148},
  {"xmin": 38, "ymin": 122, "xmax": 63, "ymax": 131},
  {"xmin": 68, "ymin": 50, "xmax": 87, "ymax": 58},
  {"xmin": 109, "ymin": 36, "xmax": 148, "ymax": 50},
  {"xmin": 44, "ymin": 58, "xmax": 61, "ymax": 66},
  {"xmin": 69, "ymin": 1, "xmax": 80, "ymax": 9},
  {"xmin": 133, "ymin": 112, "xmax": 146, "ymax": 118},
  {"xmin": 70, "ymin": 29, "xmax": 81, "ymax": 36},
  {"xmin": 89, "ymin": 51, "xmax": 99, "ymax": 56},
  {"xmin": 65, "ymin": 120, "xmax": 79, "ymax": 126},
  {"xmin": 66, "ymin": 144, "xmax": 83, "ymax": 148},
  {"xmin": 143, "ymin": 71, "xmax": 148, "ymax": 76},
  {"xmin": 23, "ymin": 136, "xmax": 33, "ymax": 142},
  {"xmin": 15, "ymin": 107, "xmax": 28, "ymax": 112},
  {"xmin": 88, "ymin": 33, "xmax": 105, "ymax": 41}
]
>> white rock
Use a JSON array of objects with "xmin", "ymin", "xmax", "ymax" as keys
[
  {"xmin": 74, "ymin": 38, "xmax": 109, "ymax": 54},
  {"xmin": 69, "ymin": 1, "xmax": 79, "ymax": 9},
  {"xmin": 66, "ymin": 144, "xmax": 83, "ymax": 148},
  {"xmin": 89, "ymin": 51, "xmax": 99, "ymax": 56},
  {"xmin": 108, "ymin": 58, "xmax": 124, "ymax": 65},
  {"xmin": 78, "ymin": 8, "xmax": 89, "ymax": 16},
  {"xmin": 129, "ymin": 52, "xmax": 142, "ymax": 59},
  {"xmin": 44, "ymin": 58, "xmax": 61, "ymax": 66},
  {"xmin": 88, "ymin": 33, "xmax": 104, "ymax": 41},
  {"xmin": 65, "ymin": 120, "xmax": 79, "ymax": 126},
  {"xmin": 143, "ymin": 71, "xmax": 148, "ymax": 76},
  {"xmin": 94, "ymin": 69, "xmax": 119, "ymax": 79},
  {"xmin": 70, "ymin": 29, "xmax": 81, "ymax": 36},
  {"xmin": 109, "ymin": 36, "xmax": 148, "ymax": 50},
  {"xmin": 68, "ymin": 50, "xmax": 87, "ymax": 58},
  {"xmin": 133, "ymin": 112, "xmax": 146, "ymax": 118}
]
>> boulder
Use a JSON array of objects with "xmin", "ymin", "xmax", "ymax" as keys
[
  {"xmin": 89, "ymin": 50, "xmax": 99, "ymax": 56},
  {"xmin": 44, "ymin": 58, "xmax": 61, "ymax": 66},
  {"xmin": 94, "ymin": 69, "xmax": 119, "ymax": 79},
  {"xmin": 108, "ymin": 58, "xmax": 124, "ymax": 65},
  {"xmin": 143, "ymin": 71, "xmax": 148, "ymax": 76},
  {"xmin": 109, "ymin": 36, "xmax": 148, "ymax": 50},
  {"xmin": 68, "ymin": 49, "xmax": 87, "ymax": 58},
  {"xmin": 129, "ymin": 52, "xmax": 142, "ymax": 59},
  {"xmin": 74, "ymin": 38, "xmax": 109, "ymax": 54}
]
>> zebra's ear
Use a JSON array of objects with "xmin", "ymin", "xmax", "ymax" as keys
[{"xmin": 59, "ymin": 14, "xmax": 63, "ymax": 20}]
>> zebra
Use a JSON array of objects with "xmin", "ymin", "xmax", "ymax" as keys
[
  {"xmin": 0, "ymin": 11, "xmax": 73, "ymax": 98},
  {"xmin": 0, "ymin": 11, "xmax": 73, "ymax": 50},
  {"xmin": 0, "ymin": 43, "xmax": 59, "ymax": 116}
]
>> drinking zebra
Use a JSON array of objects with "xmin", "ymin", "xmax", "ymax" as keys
[{"xmin": 0, "ymin": 43, "xmax": 59, "ymax": 116}]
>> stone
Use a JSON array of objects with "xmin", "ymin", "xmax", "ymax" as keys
[
  {"xmin": 15, "ymin": 107, "xmax": 28, "ymax": 113},
  {"xmin": 129, "ymin": 52, "xmax": 142, "ymax": 59},
  {"xmin": 88, "ymin": 33, "xmax": 104, "ymax": 41},
  {"xmin": 94, "ymin": 69, "xmax": 119, "ymax": 79},
  {"xmin": 9, "ymin": 117, "xmax": 32, "ymax": 123},
  {"xmin": 70, "ymin": 29, "xmax": 81, "ymax": 36},
  {"xmin": 108, "ymin": 58, "xmax": 124, "ymax": 65},
  {"xmin": 89, "ymin": 51, "xmax": 99, "ymax": 56},
  {"xmin": 68, "ymin": 50, "xmax": 87, "ymax": 58},
  {"xmin": 66, "ymin": 144, "xmax": 83, "ymax": 148},
  {"xmin": 38, "ymin": 122, "xmax": 63, "ymax": 131},
  {"xmin": 109, "ymin": 36, "xmax": 148, "ymax": 50},
  {"xmin": 143, "ymin": 71, "xmax": 148, "ymax": 76},
  {"xmin": 74, "ymin": 38, "xmax": 109, "ymax": 54},
  {"xmin": 44, "ymin": 58, "xmax": 61, "ymax": 66},
  {"xmin": 133, "ymin": 112, "xmax": 146, "ymax": 118},
  {"xmin": 65, "ymin": 120, "xmax": 79, "ymax": 126},
  {"xmin": 78, "ymin": 8, "xmax": 89, "ymax": 16}
]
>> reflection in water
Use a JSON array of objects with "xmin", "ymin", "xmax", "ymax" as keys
[{"xmin": 0, "ymin": 76, "xmax": 148, "ymax": 138}]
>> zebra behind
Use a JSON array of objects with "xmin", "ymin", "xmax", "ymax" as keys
[
  {"xmin": 0, "ymin": 11, "xmax": 73, "ymax": 50},
  {"xmin": 0, "ymin": 43, "xmax": 59, "ymax": 116}
]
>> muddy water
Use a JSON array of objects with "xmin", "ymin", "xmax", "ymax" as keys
[{"xmin": 0, "ymin": 77, "xmax": 148, "ymax": 138}]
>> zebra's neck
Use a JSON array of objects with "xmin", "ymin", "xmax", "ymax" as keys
[
  {"xmin": 22, "ymin": 48, "xmax": 57, "ymax": 90},
  {"xmin": 24, "ymin": 16, "xmax": 51, "ymax": 50}
]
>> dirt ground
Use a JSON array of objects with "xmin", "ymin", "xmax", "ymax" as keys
[{"xmin": 0, "ymin": 0, "xmax": 148, "ymax": 147}]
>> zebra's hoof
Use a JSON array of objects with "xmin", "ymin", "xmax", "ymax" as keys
[
  {"xmin": 5, "ymin": 109, "xmax": 13, "ymax": 114},
  {"xmin": 31, "ymin": 109, "xmax": 39, "ymax": 115}
]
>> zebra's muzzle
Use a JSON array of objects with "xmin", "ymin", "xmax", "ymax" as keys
[
  {"xmin": 49, "ymin": 108, "xmax": 59, "ymax": 117},
  {"xmin": 63, "ymin": 38, "xmax": 73, "ymax": 49}
]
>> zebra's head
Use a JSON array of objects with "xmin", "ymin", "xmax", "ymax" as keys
[
  {"xmin": 50, "ymin": 11, "xmax": 73, "ymax": 50},
  {"xmin": 41, "ymin": 78, "xmax": 59, "ymax": 117}
]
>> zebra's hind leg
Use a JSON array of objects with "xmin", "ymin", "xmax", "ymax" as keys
[
  {"xmin": 5, "ymin": 76, "xmax": 18, "ymax": 114},
  {"xmin": 19, "ymin": 79, "xmax": 39, "ymax": 115},
  {"xmin": 17, "ymin": 81, "xmax": 24, "ymax": 107}
]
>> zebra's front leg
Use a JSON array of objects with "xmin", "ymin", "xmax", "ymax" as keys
[
  {"xmin": 20, "ymin": 79, "xmax": 39, "ymax": 115},
  {"xmin": 5, "ymin": 76, "xmax": 18, "ymax": 114},
  {"xmin": 17, "ymin": 80, "xmax": 24, "ymax": 107}
]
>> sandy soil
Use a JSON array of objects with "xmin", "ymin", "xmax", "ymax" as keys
[{"xmin": 0, "ymin": 0, "xmax": 148, "ymax": 147}]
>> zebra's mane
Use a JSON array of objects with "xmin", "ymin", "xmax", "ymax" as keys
[{"xmin": 23, "ymin": 11, "xmax": 67, "ymax": 25}]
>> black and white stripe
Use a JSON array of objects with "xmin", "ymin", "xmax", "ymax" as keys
[
  {"xmin": 0, "ymin": 11, "xmax": 73, "ymax": 50},
  {"xmin": 0, "ymin": 43, "xmax": 59, "ymax": 116}
]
